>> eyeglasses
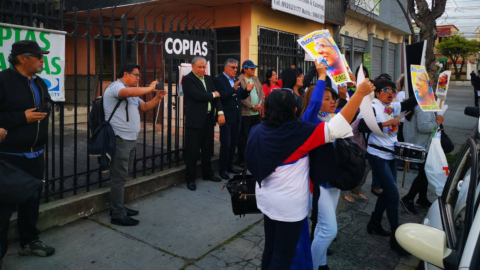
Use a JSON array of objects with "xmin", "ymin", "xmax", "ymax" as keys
[
  {"xmin": 228, "ymin": 66, "xmax": 238, "ymax": 70},
  {"xmin": 379, "ymin": 87, "xmax": 397, "ymax": 94},
  {"xmin": 130, "ymin": 72, "xmax": 141, "ymax": 78},
  {"xmin": 23, "ymin": 53, "xmax": 43, "ymax": 60}
]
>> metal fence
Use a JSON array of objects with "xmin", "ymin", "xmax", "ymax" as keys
[
  {"xmin": 0, "ymin": 0, "xmax": 216, "ymax": 202},
  {"xmin": 257, "ymin": 27, "xmax": 308, "ymax": 84}
]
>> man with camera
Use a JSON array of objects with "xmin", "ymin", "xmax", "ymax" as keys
[
  {"xmin": 0, "ymin": 40, "xmax": 54, "ymax": 261},
  {"xmin": 104, "ymin": 63, "xmax": 166, "ymax": 226}
]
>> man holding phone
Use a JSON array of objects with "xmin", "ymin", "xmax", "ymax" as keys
[
  {"xmin": 0, "ymin": 40, "xmax": 54, "ymax": 261},
  {"xmin": 103, "ymin": 63, "xmax": 166, "ymax": 226}
]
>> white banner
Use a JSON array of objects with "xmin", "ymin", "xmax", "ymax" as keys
[
  {"xmin": 272, "ymin": 0, "xmax": 325, "ymax": 24},
  {"xmin": 0, "ymin": 23, "xmax": 66, "ymax": 102}
]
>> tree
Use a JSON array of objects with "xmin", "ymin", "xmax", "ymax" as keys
[
  {"xmin": 436, "ymin": 36, "xmax": 480, "ymax": 80},
  {"xmin": 407, "ymin": 0, "xmax": 447, "ymax": 83}
]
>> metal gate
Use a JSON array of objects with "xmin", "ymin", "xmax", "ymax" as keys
[
  {"xmin": 0, "ymin": 0, "xmax": 216, "ymax": 202},
  {"xmin": 257, "ymin": 27, "xmax": 305, "ymax": 83}
]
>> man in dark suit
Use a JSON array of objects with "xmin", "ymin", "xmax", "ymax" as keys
[
  {"xmin": 214, "ymin": 59, "xmax": 253, "ymax": 180},
  {"xmin": 183, "ymin": 56, "xmax": 224, "ymax": 191}
]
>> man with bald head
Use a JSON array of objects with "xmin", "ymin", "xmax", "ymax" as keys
[{"xmin": 183, "ymin": 56, "xmax": 224, "ymax": 191}]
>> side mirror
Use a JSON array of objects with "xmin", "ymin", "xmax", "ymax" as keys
[{"xmin": 396, "ymin": 224, "xmax": 453, "ymax": 269}]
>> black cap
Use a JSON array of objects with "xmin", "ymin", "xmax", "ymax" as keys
[{"xmin": 11, "ymin": 40, "xmax": 50, "ymax": 57}]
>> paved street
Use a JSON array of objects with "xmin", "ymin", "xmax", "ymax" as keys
[{"xmin": 4, "ymin": 86, "xmax": 477, "ymax": 270}]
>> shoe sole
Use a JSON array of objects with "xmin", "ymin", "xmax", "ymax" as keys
[
  {"xmin": 400, "ymin": 199, "xmax": 417, "ymax": 215},
  {"xmin": 110, "ymin": 220, "xmax": 139, "ymax": 226}
]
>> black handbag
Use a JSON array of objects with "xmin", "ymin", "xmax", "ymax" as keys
[
  {"xmin": 440, "ymin": 125, "xmax": 454, "ymax": 154},
  {"xmin": 332, "ymin": 138, "xmax": 366, "ymax": 191},
  {"xmin": 0, "ymin": 160, "xmax": 44, "ymax": 205},
  {"xmin": 223, "ymin": 168, "xmax": 260, "ymax": 216}
]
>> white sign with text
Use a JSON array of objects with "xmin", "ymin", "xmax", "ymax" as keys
[
  {"xmin": 272, "ymin": 0, "xmax": 325, "ymax": 24},
  {"xmin": 0, "ymin": 23, "xmax": 66, "ymax": 102}
]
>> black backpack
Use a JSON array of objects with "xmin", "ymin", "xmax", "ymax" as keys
[
  {"xmin": 332, "ymin": 138, "xmax": 366, "ymax": 191},
  {"xmin": 88, "ymin": 85, "xmax": 129, "ymax": 136}
]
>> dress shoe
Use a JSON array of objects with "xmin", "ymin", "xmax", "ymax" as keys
[
  {"xmin": 187, "ymin": 182, "xmax": 196, "ymax": 191},
  {"xmin": 227, "ymin": 167, "xmax": 242, "ymax": 174},
  {"xmin": 111, "ymin": 215, "xmax": 139, "ymax": 226},
  {"xmin": 219, "ymin": 171, "xmax": 231, "ymax": 180},
  {"xmin": 400, "ymin": 197, "xmax": 418, "ymax": 215},
  {"xmin": 109, "ymin": 207, "xmax": 139, "ymax": 217},
  {"xmin": 203, "ymin": 175, "xmax": 222, "ymax": 182},
  {"xmin": 416, "ymin": 198, "xmax": 432, "ymax": 208}
]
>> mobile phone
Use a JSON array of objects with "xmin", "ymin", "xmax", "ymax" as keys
[{"xmin": 156, "ymin": 79, "xmax": 164, "ymax": 90}]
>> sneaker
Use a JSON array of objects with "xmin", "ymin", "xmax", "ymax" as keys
[
  {"xmin": 18, "ymin": 240, "xmax": 55, "ymax": 257},
  {"xmin": 400, "ymin": 197, "xmax": 418, "ymax": 215},
  {"xmin": 416, "ymin": 198, "xmax": 432, "ymax": 208}
]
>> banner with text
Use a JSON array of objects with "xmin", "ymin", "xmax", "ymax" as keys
[
  {"xmin": 272, "ymin": 0, "xmax": 325, "ymax": 24},
  {"xmin": 297, "ymin": 30, "xmax": 351, "ymax": 85},
  {"xmin": 0, "ymin": 23, "xmax": 66, "ymax": 102},
  {"xmin": 410, "ymin": 65, "xmax": 441, "ymax": 112}
]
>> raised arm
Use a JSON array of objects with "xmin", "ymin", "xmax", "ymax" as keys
[
  {"xmin": 118, "ymin": 81, "xmax": 158, "ymax": 98},
  {"xmin": 301, "ymin": 62, "xmax": 328, "ymax": 123}
]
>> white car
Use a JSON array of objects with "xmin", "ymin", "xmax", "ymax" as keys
[{"xmin": 396, "ymin": 137, "xmax": 480, "ymax": 270}]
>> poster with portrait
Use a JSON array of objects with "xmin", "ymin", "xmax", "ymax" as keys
[
  {"xmin": 410, "ymin": 65, "xmax": 441, "ymax": 112},
  {"xmin": 297, "ymin": 30, "xmax": 351, "ymax": 85},
  {"xmin": 435, "ymin": 70, "xmax": 451, "ymax": 100}
]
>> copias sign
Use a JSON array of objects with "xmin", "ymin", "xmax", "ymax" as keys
[
  {"xmin": 0, "ymin": 23, "xmax": 66, "ymax": 102},
  {"xmin": 163, "ymin": 33, "xmax": 210, "ymax": 59}
]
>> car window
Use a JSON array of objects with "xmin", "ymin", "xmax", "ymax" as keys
[{"xmin": 441, "ymin": 138, "xmax": 479, "ymax": 258}]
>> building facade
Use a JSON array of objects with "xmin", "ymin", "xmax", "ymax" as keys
[{"xmin": 340, "ymin": 0, "xmax": 410, "ymax": 80}]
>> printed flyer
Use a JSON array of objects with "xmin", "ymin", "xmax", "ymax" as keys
[
  {"xmin": 410, "ymin": 65, "xmax": 441, "ymax": 112},
  {"xmin": 436, "ymin": 70, "xmax": 451, "ymax": 100},
  {"xmin": 297, "ymin": 30, "xmax": 351, "ymax": 85}
]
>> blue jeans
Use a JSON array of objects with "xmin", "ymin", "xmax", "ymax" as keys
[{"xmin": 367, "ymin": 154, "xmax": 399, "ymax": 230}]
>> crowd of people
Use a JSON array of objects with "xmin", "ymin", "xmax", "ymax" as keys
[{"xmin": 0, "ymin": 40, "xmax": 447, "ymax": 270}]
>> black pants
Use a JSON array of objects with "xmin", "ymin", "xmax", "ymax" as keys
[
  {"xmin": 219, "ymin": 121, "xmax": 240, "ymax": 172},
  {"xmin": 0, "ymin": 153, "xmax": 44, "ymax": 259},
  {"xmin": 237, "ymin": 115, "xmax": 261, "ymax": 164},
  {"xmin": 404, "ymin": 161, "xmax": 428, "ymax": 201},
  {"xmin": 262, "ymin": 215, "xmax": 303, "ymax": 270},
  {"xmin": 185, "ymin": 113, "xmax": 214, "ymax": 182}
]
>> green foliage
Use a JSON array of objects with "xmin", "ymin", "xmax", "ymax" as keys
[{"xmin": 436, "ymin": 35, "xmax": 480, "ymax": 79}]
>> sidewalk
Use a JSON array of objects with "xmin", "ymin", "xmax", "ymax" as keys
[{"xmin": 4, "ymin": 169, "xmax": 428, "ymax": 270}]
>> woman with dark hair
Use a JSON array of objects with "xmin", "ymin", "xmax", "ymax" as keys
[
  {"xmin": 281, "ymin": 68, "xmax": 307, "ymax": 119},
  {"xmin": 244, "ymin": 69, "xmax": 375, "ymax": 269},
  {"xmin": 300, "ymin": 65, "xmax": 343, "ymax": 270},
  {"xmin": 262, "ymin": 69, "xmax": 282, "ymax": 98},
  {"xmin": 358, "ymin": 79, "xmax": 417, "ymax": 255}
]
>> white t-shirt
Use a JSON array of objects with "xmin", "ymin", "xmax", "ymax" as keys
[
  {"xmin": 104, "ymin": 80, "xmax": 144, "ymax": 141},
  {"xmin": 255, "ymin": 114, "xmax": 353, "ymax": 222},
  {"xmin": 364, "ymin": 99, "xmax": 401, "ymax": 160}
]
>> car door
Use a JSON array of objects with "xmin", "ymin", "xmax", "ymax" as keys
[{"xmin": 423, "ymin": 138, "xmax": 479, "ymax": 270}]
